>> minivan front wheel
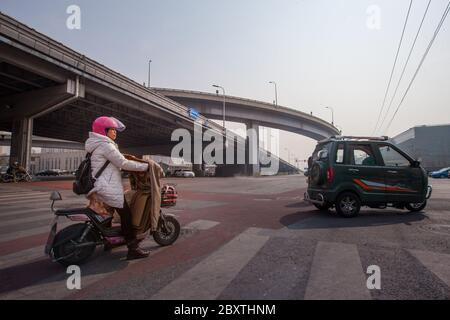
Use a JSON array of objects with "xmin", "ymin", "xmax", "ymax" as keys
[
  {"xmin": 336, "ymin": 192, "xmax": 361, "ymax": 218},
  {"xmin": 405, "ymin": 201, "xmax": 427, "ymax": 212}
]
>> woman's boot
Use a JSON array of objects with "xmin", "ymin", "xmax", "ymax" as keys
[{"xmin": 126, "ymin": 240, "xmax": 149, "ymax": 260}]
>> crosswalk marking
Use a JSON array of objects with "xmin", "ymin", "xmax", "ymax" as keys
[
  {"xmin": 0, "ymin": 189, "xmax": 34, "ymax": 195},
  {"xmin": 304, "ymin": 241, "xmax": 372, "ymax": 300},
  {"xmin": 150, "ymin": 228, "xmax": 270, "ymax": 300},
  {"xmin": 183, "ymin": 219, "xmax": 220, "ymax": 231},
  {"xmin": 0, "ymin": 191, "xmax": 50, "ymax": 200},
  {"xmin": 0, "ymin": 199, "xmax": 87, "ymax": 216},
  {"xmin": 409, "ymin": 249, "xmax": 450, "ymax": 287},
  {"xmin": 1, "ymin": 185, "xmax": 449, "ymax": 300},
  {"xmin": 0, "ymin": 195, "xmax": 48, "ymax": 201},
  {"xmin": 0, "ymin": 197, "xmax": 85, "ymax": 206},
  {"xmin": 0, "ymin": 266, "xmax": 118, "ymax": 300},
  {"xmin": 0, "ymin": 207, "xmax": 50, "ymax": 217},
  {"xmin": 1, "ymin": 215, "xmax": 55, "ymax": 227},
  {"xmin": 0, "ymin": 245, "xmax": 45, "ymax": 270},
  {"xmin": 0, "ymin": 221, "xmax": 73, "ymax": 243},
  {"xmin": 0, "ymin": 218, "xmax": 222, "ymax": 272}
]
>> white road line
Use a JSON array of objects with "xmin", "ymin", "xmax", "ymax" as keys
[
  {"xmin": 0, "ymin": 207, "xmax": 50, "ymax": 217},
  {"xmin": 183, "ymin": 219, "xmax": 220, "ymax": 231},
  {"xmin": 0, "ymin": 198, "xmax": 53, "ymax": 206},
  {"xmin": 0, "ymin": 221, "xmax": 73, "ymax": 243},
  {"xmin": 304, "ymin": 241, "xmax": 372, "ymax": 300},
  {"xmin": 0, "ymin": 192, "xmax": 82, "ymax": 200},
  {"xmin": 0, "ymin": 198, "xmax": 54, "ymax": 206},
  {"xmin": 0, "ymin": 190, "xmax": 34, "ymax": 195},
  {"xmin": 0, "ymin": 192, "xmax": 50, "ymax": 201},
  {"xmin": 0, "ymin": 199, "xmax": 87, "ymax": 209},
  {"xmin": 0, "ymin": 197, "xmax": 85, "ymax": 206},
  {"xmin": 1, "ymin": 215, "xmax": 54, "ymax": 227},
  {"xmin": 150, "ymin": 228, "xmax": 270, "ymax": 300},
  {"xmin": 0, "ymin": 245, "xmax": 45, "ymax": 270},
  {"xmin": 409, "ymin": 249, "xmax": 450, "ymax": 287},
  {"xmin": 125, "ymin": 219, "xmax": 221, "ymax": 251},
  {"xmin": 0, "ymin": 218, "xmax": 224, "ymax": 298},
  {"xmin": 0, "ymin": 269, "xmax": 119, "ymax": 300}
]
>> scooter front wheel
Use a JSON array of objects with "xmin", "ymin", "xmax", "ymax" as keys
[
  {"xmin": 153, "ymin": 216, "xmax": 180, "ymax": 246},
  {"xmin": 53, "ymin": 224, "xmax": 97, "ymax": 267}
]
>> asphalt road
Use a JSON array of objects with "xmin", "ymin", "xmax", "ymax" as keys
[{"xmin": 0, "ymin": 175, "xmax": 449, "ymax": 300}]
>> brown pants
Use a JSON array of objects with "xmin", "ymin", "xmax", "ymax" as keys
[{"xmin": 114, "ymin": 196, "xmax": 138, "ymax": 248}]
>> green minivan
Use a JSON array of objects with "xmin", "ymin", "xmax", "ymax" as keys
[{"xmin": 304, "ymin": 136, "xmax": 432, "ymax": 217}]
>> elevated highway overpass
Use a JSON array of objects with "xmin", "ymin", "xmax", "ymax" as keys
[
  {"xmin": 0, "ymin": 12, "xmax": 224, "ymax": 173},
  {"xmin": 0, "ymin": 131, "xmax": 84, "ymax": 150},
  {"xmin": 153, "ymin": 88, "xmax": 339, "ymax": 141},
  {"xmin": 0, "ymin": 12, "xmax": 335, "ymax": 176}
]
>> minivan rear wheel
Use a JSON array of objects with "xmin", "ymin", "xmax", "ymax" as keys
[
  {"xmin": 335, "ymin": 192, "xmax": 361, "ymax": 218},
  {"xmin": 405, "ymin": 201, "xmax": 427, "ymax": 212}
]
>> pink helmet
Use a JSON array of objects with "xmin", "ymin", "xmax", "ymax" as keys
[{"xmin": 92, "ymin": 116, "xmax": 126, "ymax": 136}]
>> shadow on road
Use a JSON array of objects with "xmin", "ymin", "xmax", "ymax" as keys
[
  {"xmin": 280, "ymin": 208, "xmax": 428, "ymax": 230},
  {"xmin": 284, "ymin": 201, "xmax": 311, "ymax": 208},
  {"xmin": 0, "ymin": 245, "xmax": 159, "ymax": 295}
]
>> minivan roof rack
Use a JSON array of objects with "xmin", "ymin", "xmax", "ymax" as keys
[
  {"xmin": 319, "ymin": 135, "xmax": 389, "ymax": 143},
  {"xmin": 331, "ymin": 135, "xmax": 389, "ymax": 141}
]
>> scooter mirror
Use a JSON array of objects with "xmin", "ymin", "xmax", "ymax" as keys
[{"xmin": 50, "ymin": 191, "xmax": 62, "ymax": 201}]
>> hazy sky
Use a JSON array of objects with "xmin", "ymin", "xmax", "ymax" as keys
[{"xmin": 1, "ymin": 0, "xmax": 449, "ymax": 164}]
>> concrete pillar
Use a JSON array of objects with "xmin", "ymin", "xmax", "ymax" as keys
[
  {"xmin": 10, "ymin": 117, "xmax": 33, "ymax": 170},
  {"xmin": 246, "ymin": 121, "xmax": 260, "ymax": 176},
  {"xmin": 190, "ymin": 123, "xmax": 206, "ymax": 177},
  {"xmin": 192, "ymin": 164, "xmax": 204, "ymax": 177}
]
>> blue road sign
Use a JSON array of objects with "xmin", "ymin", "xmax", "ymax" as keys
[{"xmin": 189, "ymin": 108, "xmax": 199, "ymax": 120}]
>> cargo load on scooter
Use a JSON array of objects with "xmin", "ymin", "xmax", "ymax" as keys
[{"xmin": 123, "ymin": 155, "xmax": 165, "ymax": 234}]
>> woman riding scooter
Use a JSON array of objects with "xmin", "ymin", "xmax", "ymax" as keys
[{"xmin": 85, "ymin": 116, "xmax": 150, "ymax": 260}]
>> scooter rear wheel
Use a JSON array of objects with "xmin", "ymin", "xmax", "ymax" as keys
[
  {"xmin": 53, "ymin": 224, "xmax": 97, "ymax": 267},
  {"xmin": 153, "ymin": 216, "xmax": 180, "ymax": 246}
]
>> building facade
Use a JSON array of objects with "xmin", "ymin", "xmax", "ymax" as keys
[
  {"xmin": 391, "ymin": 124, "xmax": 450, "ymax": 171},
  {"xmin": 30, "ymin": 149, "xmax": 86, "ymax": 174}
]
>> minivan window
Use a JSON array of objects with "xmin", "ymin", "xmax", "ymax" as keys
[
  {"xmin": 378, "ymin": 145, "xmax": 411, "ymax": 167},
  {"xmin": 335, "ymin": 143, "xmax": 344, "ymax": 164},
  {"xmin": 348, "ymin": 144, "xmax": 376, "ymax": 166},
  {"xmin": 312, "ymin": 143, "xmax": 331, "ymax": 161}
]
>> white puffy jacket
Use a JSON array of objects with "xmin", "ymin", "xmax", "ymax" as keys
[{"xmin": 85, "ymin": 132, "xmax": 148, "ymax": 208}]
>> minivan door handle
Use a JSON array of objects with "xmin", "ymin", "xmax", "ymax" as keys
[
  {"xmin": 387, "ymin": 170, "xmax": 398, "ymax": 174},
  {"xmin": 348, "ymin": 168, "xmax": 360, "ymax": 172}
]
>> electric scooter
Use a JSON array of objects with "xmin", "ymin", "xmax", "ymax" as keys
[{"xmin": 45, "ymin": 184, "xmax": 180, "ymax": 266}]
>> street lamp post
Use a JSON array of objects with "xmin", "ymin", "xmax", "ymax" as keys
[
  {"xmin": 269, "ymin": 81, "xmax": 278, "ymax": 107},
  {"xmin": 212, "ymin": 84, "xmax": 226, "ymax": 131},
  {"xmin": 325, "ymin": 106, "xmax": 334, "ymax": 125},
  {"xmin": 148, "ymin": 59, "xmax": 152, "ymax": 88},
  {"xmin": 266, "ymin": 81, "xmax": 278, "ymax": 153},
  {"xmin": 284, "ymin": 147, "xmax": 292, "ymax": 164}
]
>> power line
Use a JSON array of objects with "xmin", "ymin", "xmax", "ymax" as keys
[
  {"xmin": 373, "ymin": 0, "xmax": 414, "ymax": 135},
  {"xmin": 378, "ymin": 0, "xmax": 432, "ymax": 132},
  {"xmin": 384, "ymin": 1, "xmax": 450, "ymax": 134}
]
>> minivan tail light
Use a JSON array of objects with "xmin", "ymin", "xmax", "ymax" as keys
[{"xmin": 327, "ymin": 168, "xmax": 334, "ymax": 183}]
